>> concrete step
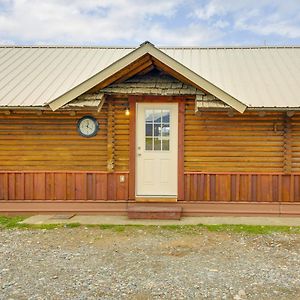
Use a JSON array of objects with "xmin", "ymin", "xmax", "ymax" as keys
[{"xmin": 127, "ymin": 205, "xmax": 182, "ymax": 220}]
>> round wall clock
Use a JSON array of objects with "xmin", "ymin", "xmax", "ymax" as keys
[{"xmin": 77, "ymin": 116, "xmax": 99, "ymax": 137}]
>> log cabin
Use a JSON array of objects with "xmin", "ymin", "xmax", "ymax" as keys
[{"xmin": 0, "ymin": 41, "xmax": 300, "ymax": 217}]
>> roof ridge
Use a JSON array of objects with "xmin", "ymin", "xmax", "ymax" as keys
[
  {"xmin": 0, "ymin": 45, "xmax": 299, "ymax": 49},
  {"xmin": 0, "ymin": 45, "xmax": 136, "ymax": 49},
  {"xmin": 160, "ymin": 46, "xmax": 300, "ymax": 49}
]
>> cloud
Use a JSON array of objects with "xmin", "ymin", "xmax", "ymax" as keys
[
  {"xmin": 0, "ymin": 0, "xmax": 188, "ymax": 45},
  {"xmin": 193, "ymin": 0, "xmax": 300, "ymax": 40},
  {"xmin": 0, "ymin": 0, "xmax": 299, "ymax": 46},
  {"xmin": 142, "ymin": 23, "xmax": 223, "ymax": 46}
]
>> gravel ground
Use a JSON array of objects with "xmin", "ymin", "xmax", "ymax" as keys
[{"xmin": 0, "ymin": 226, "xmax": 300, "ymax": 300}]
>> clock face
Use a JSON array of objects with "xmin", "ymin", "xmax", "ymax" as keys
[{"xmin": 77, "ymin": 116, "xmax": 99, "ymax": 137}]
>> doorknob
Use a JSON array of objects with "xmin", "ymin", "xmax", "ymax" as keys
[{"xmin": 137, "ymin": 153, "xmax": 142, "ymax": 157}]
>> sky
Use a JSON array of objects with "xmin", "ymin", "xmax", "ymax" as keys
[{"xmin": 0, "ymin": 0, "xmax": 299, "ymax": 47}]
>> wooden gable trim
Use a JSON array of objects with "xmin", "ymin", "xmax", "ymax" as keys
[{"xmin": 48, "ymin": 42, "xmax": 247, "ymax": 113}]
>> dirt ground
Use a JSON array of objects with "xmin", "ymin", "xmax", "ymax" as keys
[{"xmin": 0, "ymin": 226, "xmax": 300, "ymax": 299}]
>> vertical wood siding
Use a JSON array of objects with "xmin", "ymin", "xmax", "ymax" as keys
[
  {"xmin": 0, "ymin": 171, "xmax": 129, "ymax": 200},
  {"xmin": 184, "ymin": 173, "xmax": 300, "ymax": 202}
]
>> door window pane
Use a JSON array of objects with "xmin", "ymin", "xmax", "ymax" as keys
[
  {"xmin": 145, "ymin": 110, "xmax": 153, "ymax": 123},
  {"xmin": 162, "ymin": 110, "xmax": 170, "ymax": 123},
  {"xmin": 145, "ymin": 137, "xmax": 153, "ymax": 150},
  {"xmin": 154, "ymin": 137, "xmax": 161, "ymax": 150},
  {"xmin": 145, "ymin": 124, "xmax": 153, "ymax": 136},
  {"xmin": 144, "ymin": 108, "xmax": 170, "ymax": 151},
  {"xmin": 153, "ymin": 110, "xmax": 162, "ymax": 123},
  {"xmin": 153, "ymin": 124, "xmax": 161, "ymax": 137},
  {"xmin": 162, "ymin": 139, "xmax": 170, "ymax": 151},
  {"xmin": 161, "ymin": 124, "xmax": 170, "ymax": 137}
]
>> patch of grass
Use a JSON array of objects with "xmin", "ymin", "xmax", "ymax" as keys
[
  {"xmin": 0, "ymin": 216, "xmax": 27, "ymax": 229},
  {"xmin": 0, "ymin": 216, "xmax": 80, "ymax": 230},
  {"xmin": 159, "ymin": 223, "xmax": 300, "ymax": 235},
  {"xmin": 97, "ymin": 224, "xmax": 118, "ymax": 230},
  {"xmin": 1, "ymin": 216, "xmax": 300, "ymax": 234},
  {"xmin": 202, "ymin": 224, "xmax": 300, "ymax": 234},
  {"xmin": 160, "ymin": 225, "xmax": 197, "ymax": 231},
  {"xmin": 95, "ymin": 224, "xmax": 145, "ymax": 232},
  {"xmin": 112, "ymin": 225, "xmax": 125, "ymax": 232},
  {"xmin": 36, "ymin": 224, "xmax": 61, "ymax": 230},
  {"xmin": 64, "ymin": 223, "xmax": 81, "ymax": 228}
]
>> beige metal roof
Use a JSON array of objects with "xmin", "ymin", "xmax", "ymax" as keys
[
  {"xmin": 0, "ymin": 44, "xmax": 299, "ymax": 110},
  {"xmin": 171, "ymin": 46, "xmax": 300, "ymax": 109},
  {"xmin": 47, "ymin": 43, "xmax": 246, "ymax": 112},
  {"xmin": 0, "ymin": 46, "xmax": 132, "ymax": 107}
]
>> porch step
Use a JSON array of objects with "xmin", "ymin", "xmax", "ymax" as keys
[{"xmin": 127, "ymin": 205, "xmax": 182, "ymax": 220}]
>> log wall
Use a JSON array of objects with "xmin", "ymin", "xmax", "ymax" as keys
[
  {"xmin": 0, "ymin": 98, "xmax": 131, "ymax": 172},
  {"xmin": 291, "ymin": 114, "xmax": 300, "ymax": 172},
  {"xmin": 185, "ymin": 99, "xmax": 285, "ymax": 172},
  {"xmin": 113, "ymin": 97, "xmax": 130, "ymax": 171},
  {"xmin": 0, "ymin": 109, "xmax": 108, "ymax": 171},
  {"xmin": 2, "ymin": 97, "xmax": 300, "ymax": 204}
]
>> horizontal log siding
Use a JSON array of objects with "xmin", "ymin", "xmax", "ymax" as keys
[
  {"xmin": 113, "ymin": 97, "xmax": 130, "ymax": 171},
  {"xmin": 291, "ymin": 114, "xmax": 300, "ymax": 172},
  {"xmin": 0, "ymin": 109, "xmax": 107, "ymax": 171},
  {"xmin": 184, "ymin": 173, "xmax": 300, "ymax": 202},
  {"xmin": 184, "ymin": 99, "xmax": 285, "ymax": 172}
]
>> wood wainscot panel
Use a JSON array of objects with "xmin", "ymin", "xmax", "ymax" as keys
[
  {"xmin": 184, "ymin": 172, "xmax": 300, "ymax": 203},
  {"xmin": 0, "ymin": 171, "xmax": 129, "ymax": 201}
]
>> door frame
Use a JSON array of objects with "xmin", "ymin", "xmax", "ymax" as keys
[
  {"xmin": 128, "ymin": 95, "xmax": 185, "ymax": 201},
  {"xmin": 136, "ymin": 102, "xmax": 178, "ymax": 197}
]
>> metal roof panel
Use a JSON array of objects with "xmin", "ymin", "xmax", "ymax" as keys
[{"xmin": 0, "ymin": 45, "xmax": 299, "ymax": 108}]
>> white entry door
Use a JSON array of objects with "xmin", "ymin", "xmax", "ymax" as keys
[{"xmin": 136, "ymin": 103, "xmax": 178, "ymax": 197}]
